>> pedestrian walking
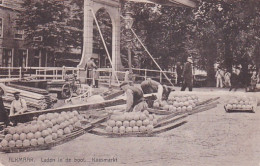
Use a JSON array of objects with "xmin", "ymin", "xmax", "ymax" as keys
[
  {"xmin": 215, "ymin": 67, "xmax": 223, "ymax": 88},
  {"xmin": 229, "ymin": 67, "xmax": 241, "ymax": 91},
  {"xmin": 224, "ymin": 69, "xmax": 231, "ymax": 88},
  {"xmin": 181, "ymin": 57, "xmax": 193, "ymax": 91}
]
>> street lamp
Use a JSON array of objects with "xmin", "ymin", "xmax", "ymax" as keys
[{"xmin": 123, "ymin": 12, "xmax": 134, "ymax": 82}]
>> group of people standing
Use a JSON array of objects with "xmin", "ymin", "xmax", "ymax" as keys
[
  {"xmin": 215, "ymin": 68, "xmax": 231, "ymax": 88},
  {"xmin": 215, "ymin": 65, "xmax": 259, "ymax": 91}
]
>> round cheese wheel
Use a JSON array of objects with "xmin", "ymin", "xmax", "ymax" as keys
[
  {"xmin": 134, "ymin": 114, "xmax": 140, "ymax": 121},
  {"xmin": 57, "ymin": 129, "xmax": 64, "ymax": 137},
  {"xmin": 64, "ymin": 127, "xmax": 71, "ymax": 134},
  {"xmin": 132, "ymin": 126, "xmax": 139, "ymax": 132},
  {"xmin": 26, "ymin": 132, "xmax": 34, "ymax": 140},
  {"xmin": 123, "ymin": 121, "xmax": 130, "ymax": 128},
  {"xmin": 182, "ymin": 106, "xmax": 187, "ymax": 112},
  {"xmin": 106, "ymin": 126, "xmax": 113, "ymax": 133},
  {"xmin": 119, "ymin": 126, "xmax": 126, "ymax": 134},
  {"xmin": 139, "ymin": 126, "xmax": 146, "ymax": 132},
  {"xmin": 41, "ymin": 130, "xmax": 49, "ymax": 137},
  {"xmin": 72, "ymin": 110, "xmax": 79, "ymax": 116},
  {"xmin": 47, "ymin": 128, "xmax": 52, "ymax": 134},
  {"xmin": 1, "ymin": 139, "xmax": 8, "ymax": 147},
  {"xmin": 8, "ymin": 140, "xmax": 16, "ymax": 147},
  {"xmin": 143, "ymin": 110, "xmax": 149, "ymax": 117},
  {"xmin": 140, "ymin": 114, "xmax": 146, "ymax": 121},
  {"xmin": 112, "ymin": 126, "xmax": 119, "ymax": 133},
  {"xmin": 52, "ymin": 133, "xmax": 58, "ymax": 140},
  {"xmin": 130, "ymin": 120, "xmax": 136, "ymax": 127},
  {"xmin": 46, "ymin": 113, "xmax": 54, "ymax": 120},
  {"xmin": 143, "ymin": 119, "xmax": 150, "ymax": 126},
  {"xmin": 30, "ymin": 139, "xmax": 38, "ymax": 146},
  {"xmin": 107, "ymin": 120, "xmax": 115, "ymax": 127},
  {"xmin": 38, "ymin": 114, "xmax": 46, "ymax": 121},
  {"xmin": 13, "ymin": 134, "xmax": 20, "ymax": 141},
  {"xmin": 5, "ymin": 134, "xmax": 13, "ymax": 141},
  {"xmin": 23, "ymin": 139, "xmax": 30, "ymax": 147},
  {"xmin": 125, "ymin": 127, "xmax": 132, "ymax": 133},
  {"xmin": 35, "ymin": 131, "xmax": 42, "ymax": 139},
  {"xmin": 45, "ymin": 135, "xmax": 53, "ymax": 144},
  {"xmin": 136, "ymin": 120, "xmax": 142, "ymax": 127},
  {"xmin": 30, "ymin": 125, "xmax": 38, "ymax": 133},
  {"xmin": 8, "ymin": 127, "xmax": 16, "ymax": 135},
  {"xmin": 116, "ymin": 121, "xmax": 123, "ymax": 127},
  {"xmin": 187, "ymin": 106, "xmax": 192, "ymax": 111},
  {"xmin": 54, "ymin": 113, "xmax": 59, "ymax": 118},
  {"xmin": 15, "ymin": 140, "xmax": 23, "ymax": 147},
  {"xmin": 37, "ymin": 137, "xmax": 45, "ymax": 145}
]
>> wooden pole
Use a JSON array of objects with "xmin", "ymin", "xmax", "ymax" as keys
[
  {"xmin": 91, "ymin": 9, "xmax": 120, "ymax": 85},
  {"xmin": 131, "ymin": 28, "xmax": 174, "ymax": 86}
]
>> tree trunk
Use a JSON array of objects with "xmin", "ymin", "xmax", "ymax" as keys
[{"xmin": 224, "ymin": 35, "xmax": 233, "ymax": 72}]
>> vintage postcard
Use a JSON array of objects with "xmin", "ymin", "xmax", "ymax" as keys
[{"xmin": 0, "ymin": 0, "xmax": 259, "ymax": 166}]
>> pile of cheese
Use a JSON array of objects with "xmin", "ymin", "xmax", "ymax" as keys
[
  {"xmin": 0, "ymin": 111, "xmax": 83, "ymax": 148},
  {"xmin": 225, "ymin": 96, "xmax": 256, "ymax": 111},
  {"xmin": 106, "ymin": 110, "xmax": 157, "ymax": 134},
  {"xmin": 153, "ymin": 94, "xmax": 199, "ymax": 112}
]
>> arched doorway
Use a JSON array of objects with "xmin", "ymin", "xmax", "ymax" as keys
[
  {"xmin": 78, "ymin": 0, "xmax": 123, "ymax": 82},
  {"xmin": 93, "ymin": 8, "xmax": 113, "ymax": 69}
]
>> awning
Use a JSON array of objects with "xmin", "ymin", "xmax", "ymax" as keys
[{"xmin": 126, "ymin": 0, "xmax": 197, "ymax": 8}]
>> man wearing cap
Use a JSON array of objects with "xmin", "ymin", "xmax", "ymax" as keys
[
  {"xmin": 120, "ymin": 82, "xmax": 148, "ymax": 112},
  {"xmin": 181, "ymin": 57, "xmax": 193, "ymax": 91},
  {"xmin": 141, "ymin": 78, "xmax": 172, "ymax": 105},
  {"xmin": 9, "ymin": 92, "xmax": 27, "ymax": 116}
]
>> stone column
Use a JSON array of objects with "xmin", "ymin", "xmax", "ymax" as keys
[
  {"xmin": 111, "ymin": 9, "xmax": 123, "ymax": 82},
  {"xmin": 78, "ymin": 0, "xmax": 94, "ymax": 82}
]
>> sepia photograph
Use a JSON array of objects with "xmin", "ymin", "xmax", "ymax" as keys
[{"xmin": 0, "ymin": 0, "xmax": 259, "ymax": 165}]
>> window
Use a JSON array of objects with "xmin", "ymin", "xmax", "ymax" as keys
[
  {"xmin": 0, "ymin": 18, "xmax": 3, "ymax": 38},
  {"xmin": 14, "ymin": 29, "xmax": 24, "ymax": 40},
  {"xmin": 33, "ymin": 36, "xmax": 43, "ymax": 41},
  {"xmin": 14, "ymin": 20, "xmax": 24, "ymax": 39},
  {"xmin": 17, "ymin": 49, "xmax": 28, "ymax": 67},
  {"xmin": 2, "ymin": 48, "xmax": 13, "ymax": 67}
]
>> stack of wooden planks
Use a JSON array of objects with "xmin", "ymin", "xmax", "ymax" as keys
[{"xmin": 3, "ymin": 85, "xmax": 54, "ymax": 111}]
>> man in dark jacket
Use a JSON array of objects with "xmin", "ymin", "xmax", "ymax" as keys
[
  {"xmin": 176, "ymin": 62, "xmax": 183, "ymax": 86},
  {"xmin": 181, "ymin": 57, "xmax": 193, "ymax": 91},
  {"xmin": 0, "ymin": 87, "xmax": 9, "ymax": 127},
  {"xmin": 120, "ymin": 82, "xmax": 148, "ymax": 112}
]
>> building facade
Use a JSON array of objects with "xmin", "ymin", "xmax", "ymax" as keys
[
  {"xmin": 0, "ymin": 0, "xmax": 28, "ymax": 68},
  {"xmin": 0, "ymin": 0, "xmax": 60, "ymax": 68}
]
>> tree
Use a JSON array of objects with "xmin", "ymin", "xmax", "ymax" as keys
[{"xmin": 18, "ymin": 0, "xmax": 71, "ymax": 51}]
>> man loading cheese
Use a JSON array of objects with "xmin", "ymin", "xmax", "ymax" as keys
[
  {"xmin": 141, "ymin": 78, "xmax": 172, "ymax": 105},
  {"xmin": 9, "ymin": 91, "xmax": 27, "ymax": 116},
  {"xmin": 120, "ymin": 82, "xmax": 148, "ymax": 112}
]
